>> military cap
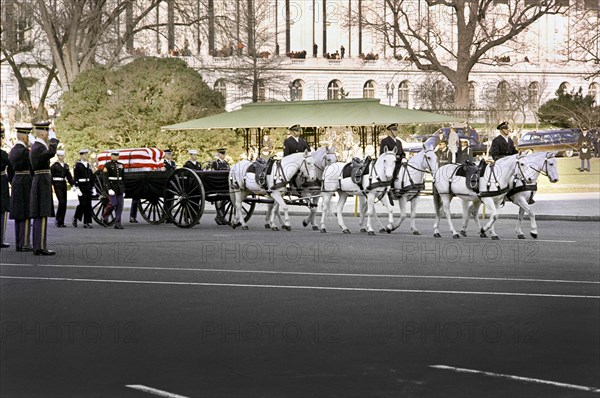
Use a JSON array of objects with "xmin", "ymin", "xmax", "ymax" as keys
[
  {"xmin": 57, "ymin": 150, "xmax": 65, "ymax": 156},
  {"xmin": 15, "ymin": 126, "xmax": 33, "ymax": 135},
  {"xmin": 497, "ymin": 121, "xmax": 509, "ymax": 130},
  {"xmin": 460, "ymin": 139, "xmax": 470, "ymax": 144},
  {"xmin": 79, "ymin": 149, "xmax": 89, "ymax": 155},
  {"xmin": 33, "ymin": 121, "xmax": 51, "ymax": 130},
  {"xmin": 217, "ymin": 148, "xmax": 227, "ymax": 154},
  {"xmin": 189, "ymin": 149, "xmax": 198, "ymax": 155},
  {"xmin": 164, "ymin": 149, "xmax": 173, "ymax": 154},
  {"xmin": 111, "ymin": 150, "xmax": 120, "ymax": 156},
  {"xmin": 387, "ymin": 123, "xmax": 399, "ymax": 131},
  {"xmin": 289, "ymin": 124, "xmax": 301, "ymax": 132}
]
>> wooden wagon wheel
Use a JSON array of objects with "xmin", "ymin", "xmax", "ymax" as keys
[
  {"xmin": 91, "ymin": 172, "xmax": 116, "ymax": 227},
  {"xmin": 214, "ymin": 195, "xmax": 256, "ymax": 226},
  {"xmin": 165, "ymin": 168, "xmax": 205, "ymax": 228},
  {"xmin": 138, "ymin": 197, "xmax": 168, "ymax": 225}
]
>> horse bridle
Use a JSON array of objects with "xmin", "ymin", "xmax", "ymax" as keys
[
  {"xmin": 528, "ymin": 153, "xmax": 553, "ymax": 178},
  {"xmin": 405, "ymin": 149, "xmax": 435, "ymax": 174}
]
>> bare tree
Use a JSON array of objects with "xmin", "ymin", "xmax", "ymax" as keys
[
  {"xmin": 413, "ymin": 75, "xmax": 455, "ymax": 110},
  {"xmin": 563, "ymin": 2, "xmax": 600, "ymax": 78},
  {"xmin": 361, "ymin": 0, "xmax": 566, "ymax": 108}
]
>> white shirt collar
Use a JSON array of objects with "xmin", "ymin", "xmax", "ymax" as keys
[
  {"xmin": 16, "ymin": 140, "xmax": 27, "ymax": 147},
  {"xmin": 35, "ymin": 137, "xmax": 49, "ymax": 149},
  {"xmin": 79, "ymin": 160, "xmax": 89, "ymax": 166}
]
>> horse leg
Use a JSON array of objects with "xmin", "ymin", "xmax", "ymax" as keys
[
  {"xmin": 390, "ymin": 195, "xmax": 405, "ymax": 232},
  {"xmin": 365, "ymin": 193, "xmax": 378, "ymax": 235},
  {"xmin": 481, "ymin": 198, "xmax": 500, "ymax": 239},
  {"xmin": 442, "ymin": 196, "xmax": 460, "ymax": 238},
  {"xmin": 514, "ymin": 197, "xmax": 526, "ymax": 239},
  {"xmin": 265, "ymin": 203, "xmax": 273, "ymax": 229},
  {"xmin": 358, "ymin": 196, "xmax": 368, "ymax": 232},
  {"xmin": 433, "ymin": 192, "xmax": 442, "ymax": 238},
  {"xmin": 236, "ymin": 192, "xmax": 249, "ymax": 230},
  {"xmin": 319, "ymin": 193, "xmax": 332, "ymax": 233},
  {"xmin": 309, "ymin": 197, "xmax": 320, "ymax": 230},
  {"xmin": 271, "ymin": 191, "xmax": 291, "ymax": 231},
  {"xmin": 377, "ymin": 194, "xmax": 395, "ymax": 233},
  {"xmin": 460, "ymin": 200, "xmax": 471, "ymax": 237},
  {"xmin": 409, "ymin": 196, "xmax": 420, "ymax": 235},
  {"xmin": 336, "ymin": 192, "xmax": 351, "ymax": 233}
]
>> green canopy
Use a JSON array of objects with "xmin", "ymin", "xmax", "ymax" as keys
[{"xmin": 161, "ymin": 98, "xmax": 463, "ymax": 130}]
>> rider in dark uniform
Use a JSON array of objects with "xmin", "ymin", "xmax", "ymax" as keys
[
  {"xmin": 163, "ymin": 149, "xmax": 177, "ymax": 170},
  {"xmin": 8, "ymin": 126, "xmax": 33, "ymax": 252},
  {"xmin": 211, "ymin": 148, "xmax": 230, "ymax": 170},
  {"xmin": 72, "ymin": 149, "xmax": 94, "ymax": 228},
  {"xmin": 51, "ymin": 150, "xmax": 74, "ymax": 227},
  {"xmin": 283, "ymin": 124, "xmax": 309, "ymax": 156},
  {"xmin": 0, "ymin": 123, "xmax": 12, "ymax": 248},
  {"xmin": 379, "ymin": 123, "xmax": 405, "ymax": 159},
  {"xmin": 29, "ymin": 121, "xmax": 59, "ymax": 255},
  {"xmin": 184, "ymin": 149, "xmax": 202, "ymax": 170},
  {"xmin": 489, "ymin": 121, "xmax": 518, "ymax": 161},
  {"xmin": 103, "ymin": 151, "xmax": 126, "ymax": 229}
]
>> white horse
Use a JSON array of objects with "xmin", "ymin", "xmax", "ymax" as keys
[
  {"xmin": 264, "ymin": 147, "xmax": 337, "ymax": 230},
  {"xmin": 507, "ymin": 152, "xmax": 559, "ymax": 239},
  {"xmin": 432, "ymin": 154, "xmax": 519, "ymax": 239},
  {"xmin": 319, "ymin": 148, "xmax": 398, "ymax": 235},
  {"xmin": 229, "ymin": 150, "xmax": 315, "ymax": 230},
  {"xmin": 373, "ymin": 149, "xmax": 439, "ymax": 235}
]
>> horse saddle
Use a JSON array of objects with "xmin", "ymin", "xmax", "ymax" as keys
[
  {"xmin": 455, "ymin": 159, "xmax": 486, "ymax": 192},
  {"xmin": 248, "ymin": 158, "xmax": 275, "ymax": 189},
  {"xmin": 342, "ymin": 157, "xmax": 371, "ymax": 186}
]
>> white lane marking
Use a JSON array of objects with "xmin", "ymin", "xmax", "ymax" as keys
[
  {"xmin": 1, "ymin": 263, "xmax": 598, "ymax": 285},
  {"xmin": 125, "ymin": 384, "xmax": 190, "ymax": 398},
  {"xmin": 430, "ymin": 365, "xmax": 600, "ymax": 393},
  {"xmin": 1, "ymin": 275, "xmax": 598, "ymax": 299}
]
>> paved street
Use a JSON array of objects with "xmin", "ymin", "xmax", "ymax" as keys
[{"xmin": 1, "ymin": 210, "xmax": 599, "ymax": 397}]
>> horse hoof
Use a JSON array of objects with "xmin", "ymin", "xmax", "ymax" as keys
[
  {"xmin": 342, "ymin": 229, "xmax": 351, "ymax": 234},
  {"xmin": 530, "ymin": 232, "xmax": 538, "ymax": 239},
  {"xmin": 453, "ymin": 234, "xmax": 460, "ymax": 239},
  {"xmin": 379, "ymin": 228, "xmax": 387, "ymax": 234},
  {"xmin": 302, "ymin": 220, "xmax": 308, "ymax": 227},
  {"xmin": 264, "ymin": 224, "xmax": 270, "ymax": 229},
  {"xmin": 386, "ymin": 228, "xmax": 392, "ymax": 234},
  {"xmin": 231, "ymin": 223, "xmax": 237, "ymax": 229},
  {"xmin": 241, "ymin": 225, "xmax": 249, "ymax": 230},
  {"xmin": 320, "ymin": 228, "xmax": 327, "ymax": 233},
  {"xmin": 413, "ymin": 231, "xmax": 421, "ymax": 236},
  {"xmin": 271, "ymin": 227, "xmax": 280, "ymax": 231},
  {"xmin": 480, "ymin": 232, "xmax": 487, "ymax": 238},
  {"xmin": 359, "ymin": 228, "xmax": 367, "ymax": 233},
  {"xmin": 517, "ymin": 234, "xmax": 526, "ymax": 239},
  {"xmin": 460, "ymin": 230, "xmax": 467, "ymax": 237},
  {"xmin": 368, "ymin": 231, "xmax": 376, "ymax": 236},
  {"xmin": 312, "ymin": 225, "xmax": 319, "ymax": 231},
  {"xmin": 491, "ymin": 235, "xmax": 500, "ymax": 240},
  {"xmin": 282, "ymin": 225, "xmax": 291, "ymax": 231},
  {"xmin": 433, "ymin": 233, "xmax": 441, "ymax": 238}
]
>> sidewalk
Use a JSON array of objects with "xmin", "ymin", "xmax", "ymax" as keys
[{"xmin": 62, "ymin": 191, "xmax": 600, "ymax": 222}]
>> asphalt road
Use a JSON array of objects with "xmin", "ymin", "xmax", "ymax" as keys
[{"xmin": 1, "ymin": 214, "xmax": 599, "ymax": 398}]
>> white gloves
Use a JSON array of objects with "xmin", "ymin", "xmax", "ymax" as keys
[
  {"xmin": 71, "ymin": 186, "xmax": 77, "ymax": 193},
  {"xmin": 91, "ymin": 187, "xmax": 97, "ymax": 196},
  {"xmin": 28, "ymin": 134, "xmax": 35, "ymax": 145},
  {"xmin": 108, "ymin": 189, "xmax": 115, "ymax": 196},
  {"xmin": 48, "ymin": 129, "xmax": 57, "ymax": 140},
  {"xmin": 76, "ymin": 188, "xmax": 82, "ymax": 197}
]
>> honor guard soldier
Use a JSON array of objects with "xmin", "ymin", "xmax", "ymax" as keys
[
  {"xmin": 212, "ymin": 148, "xmax": 230, "ymax": 170},
  {"xmin": 9, "ymin": 126, "xmax": 33, "ymax": 252},
  {"xmin": 283, "ymin": 124, "xmax": 309, "ymax": 156},
  {"xmin": 379, "ymin": 123, "xmax": 405, "ymax": 158},
  {"xmin": 72, "ymin": 149, "xmax": 94, "ymax": 228},
  {"xmin": 102, "ymin": 151, "xmax": 126, "ymax": 229},
  {"xmin": 163, "ymin": 149, "xmax": 177, "ymax": 170},
  {"xmin": 1, "ymin": 123, "xmax": 12, "ymax": 248},
  {"xmin": 184, "ymin": 149, "xmax": 202, "ymax": 170},
  {"xmin": 489, "ymin": 121, "xmax": 518, "ymax": 161},
  {"xmin": 51, "ymin": 150, "xmax": 74, "ymax": 227},
  {"xmin": 29, "ymin": 121, "xmax": 59, "ymax": 255}
]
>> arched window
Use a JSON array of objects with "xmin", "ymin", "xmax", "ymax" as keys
[
  {"xmin": 397, "ymin": 81, "xmax": 409, "ymax": 108},
  {"xmin": 468, "ymin": 81, "xmax": 477, "ymax": 108},
  {"xmin": 327, "ymin": 80, "xmax": 342, "ymax": 100},
  {"xmin": 589, "ymin": 82, "xmax": 599, "ymax": 104},
  {"xmin": 363, "ymin": 80, "xmax": 376, "ymax": 98},
  {"xmin": 214, "ymin": 79, "xmax": 227, "ymax": 100},
  {"xmin": 497, "ymin": 81, "xmax": 509, "ymax": 110},
  {"xmin": 289, "ymin": 79, "xmax": 304, "ymax": 101},
  {"xmin": 528, "ymin": 82, "xmax": 540, "ymax": 110},
  {"xmin": 257, "ymin": 80, "xmax": 266, "ymax": 102},
  {"xmin": 558, "ymin": 81, "xmax": 571, "ymax": 94}
]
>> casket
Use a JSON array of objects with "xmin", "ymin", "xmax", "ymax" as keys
[{"xmin": 97, "ymin": 148, "xmax": 164, "ymax": 172}]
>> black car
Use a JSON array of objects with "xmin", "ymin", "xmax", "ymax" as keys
[{"xmin": 517, "ymin": 129, "xmax": 580, "ymax": 157}]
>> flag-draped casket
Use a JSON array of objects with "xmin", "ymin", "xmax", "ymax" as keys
[{"xmin": 97, "ymin": 148, "xmax": 164, "ymax": 172}]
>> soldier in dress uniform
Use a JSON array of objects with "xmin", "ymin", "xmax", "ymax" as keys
[
  {"xmin": 8, "ymin": 126, "xmax": 33, "ymax": 252},
  {"xmin": 456, "ymin": 139, "xmax": 474, "ymax": 164},
  {"xmin": 163, "ymin": 149, "xmax": 177, "ymax": 170},
  {"xmin": 102, "ymin": 151, "xmax": 126, "ymax": 229},
  {"xmin": 489, "ymin": 121, "xmax": 518, "ymax": 161},
  {"xmin": 283, "ymin": 124, "xmax": 310, "ymax": 156},
  {"xmin": 1, "ymin": 123, "xmax": 12, "ymax": 248},
  {"xmin": 184, "ymin": 149, "xmax": 202, "ymax": 170},
  {"xmin": 72, "ymin": 149, "xmax": 94, "ymax": 228},
  {"xmin": 379, "ymin": 123, "xmax": 405, "ymax": 158},
  {"xmin": 51, "ymin": 150, "xmax": 74, "ymax": 227},
  {"xmin": 577, "ymin": 127, "xmax": 592, "ymax": 172},
  {"xmin": 435, "ymin": 141, "xmax": 451, "ymax": 166},
  {"xmin": 212, "ymin": 148, "xmax": 230, "ymax": 170},
  {"xmin": 29, "ymin": 121, "xmax": 59, "ymax": 255}
]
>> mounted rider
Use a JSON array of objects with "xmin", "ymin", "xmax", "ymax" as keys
[{"xmin": 489, "ymin": 121, "xmax": 518, "ymax": 161}]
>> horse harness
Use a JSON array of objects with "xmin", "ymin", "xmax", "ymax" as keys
[
  {"xmin": 506, "ymin": 153, "xmax": 553, "ymax": 203},
  {"xmin": 447, "ymin": 161, "xmax": 509, "ymax": 197}
]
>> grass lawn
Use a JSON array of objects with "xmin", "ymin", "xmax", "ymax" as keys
[{"xmin": 537, "ymin": 156, "xmax": 600, "ymax": 193}]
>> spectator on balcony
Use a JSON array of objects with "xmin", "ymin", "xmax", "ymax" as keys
[
  {"xmin": 313, "ymin": 43, "xmax": 318, "ymax": 58},
  {"xmin": 340, "ymin": 45, "xmax": 345, "ymax": 59}
]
